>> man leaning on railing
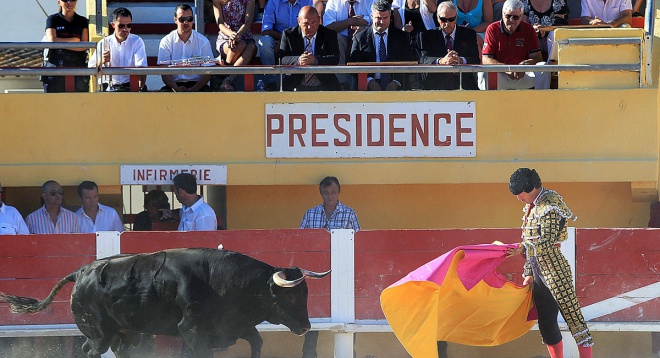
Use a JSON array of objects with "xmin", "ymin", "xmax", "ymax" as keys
[{"xmin": 88, "ymin": 7, "xmax": 148, "ymax": 92}]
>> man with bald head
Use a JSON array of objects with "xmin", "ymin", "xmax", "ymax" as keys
[
  {"xmin": 419, "ymin": 1, "xmax": 480, "ymax": 90},
  {"xmin": 279, "ymin": 6, "xmax": 341, "ymax": 91},
  {"xmin": 25, "ymin": 180, "xmax": 80, "ymax": 234}
]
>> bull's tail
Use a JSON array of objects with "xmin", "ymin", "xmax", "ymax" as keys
[{"xmin": 0, "ymin": 271, "xmax": 77, "ymax": 314}]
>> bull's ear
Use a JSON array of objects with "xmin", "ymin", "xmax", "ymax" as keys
[{"xmin": 300, "ymin": 269, "xmax": 331, "ymax": 279}]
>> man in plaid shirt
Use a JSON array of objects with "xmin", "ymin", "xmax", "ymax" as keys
[{"xmin": 299, "ymin": 176, "xmax": 360, "ymax": 358}]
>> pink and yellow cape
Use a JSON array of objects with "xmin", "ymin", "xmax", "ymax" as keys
[{"xmin": 380, "ymin": 244, "xmax": 537, "ymax": 358}]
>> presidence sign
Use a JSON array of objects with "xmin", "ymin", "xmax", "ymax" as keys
[
  {"xmin": 266, "ymin": 102, "xmax": 476, "ymax": 158},
  {"xmin": 120, "ymin": 165, "xmax": 227, "ymax": 185}
]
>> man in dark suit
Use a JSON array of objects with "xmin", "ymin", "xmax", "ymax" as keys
[
  {"xmin": 279, "ymin": 6, "xmax": 342, "ymax": 91},
  {"xmin": 349, "ymin": 0, "xmax": 416, "ymax": 90},
  {"xmin": 419, "ymin": 1, "xmax": 480, "ymax": 90}
]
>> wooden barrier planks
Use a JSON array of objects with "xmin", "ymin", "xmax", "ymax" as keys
[
  {"xmin": 354, "ymin": 229, "xmax": 526, "ymax": 320},
  {"xmin": 120, "ymin": 229, "xmax": 332, "ymax": 318},
  {"xmin": 0, "ymin": 234, "xmax": 96, "ymax": 325},
  {"xmin": 576, "ymin": 228, "xmax": 660, "ymax": 321}
]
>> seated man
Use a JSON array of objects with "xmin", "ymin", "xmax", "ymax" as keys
[
  {"xmin": 581, "ymin": 0, "xmax": 632, "ymax": 27},
  {"xmin": 157, "ymin": 3, "xmax": 214, "ymax": 92},
  {"xmin": 0, "ymin": 181, "xmax": 29, "ymax": 235},
  {"xmin": 323, "ymin": 0, "xmax": 372, "ymax": 88},
  {"xmin": 419, "ymin": 1, "xmax": 480, "ymax": 90},
  {"xmin": 349, "ymin": 0, "xmax": 415, "ymax": 90},
  {"xmin": 76, "ymin": 181, "xmax": 124, "ymax": 233},
  {"xmin": 479, "ymin": 0, "xmax": 550, "ymax": 90},
  {"xmin": 258, "ymin": 0, "xmax": 314, "ymax": 90},
  {"xmin": 26, "ymin": 180, "xmax": 80, "ymax": 234},
  {"xmin": 88, "ymin": 7, "xmax": 147, "ymax": 92},
  {"xmin": 279, "ymin": 6, "xmax": 342, "ymax": 91}
]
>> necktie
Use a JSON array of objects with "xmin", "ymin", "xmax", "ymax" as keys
[
  {"xmin": 377, "ymin": 32, "xmax": 390, "ymax": 88},
  {"xmin": 303, "ymin": 37, "xmax": 321, "ymax": 86},
  {"xmin": 445, "ymin": 34, "xmax": 453, "ymax": 51},
  {"xmin": 348, "ymin": 1, "xmax": 357, "ymax": 44}
]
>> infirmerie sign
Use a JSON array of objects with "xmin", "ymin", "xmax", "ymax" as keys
[{"xmin": 265, "ymin": 102, "xmax": 476, "ymax": 158}]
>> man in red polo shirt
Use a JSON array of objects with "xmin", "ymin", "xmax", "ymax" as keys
[{"xmin": 479, "ymin": 0, "xmax": 550, "ymax": 90}]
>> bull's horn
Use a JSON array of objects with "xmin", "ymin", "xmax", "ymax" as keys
[
  {"xmin": 301, "ymin": 269, "xmax": 331, "ymax": 279},
  {"xmin": 272, "ymin": 271, "xmax": 306, "ymax": 287}
]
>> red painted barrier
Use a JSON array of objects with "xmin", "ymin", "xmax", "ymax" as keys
[
  {"xmin": 0, "ymin": 228, "xmax": 658, "ymax": 328},
  {"xmin": 354, "ymin": 229, "xmax": 526, "ymax": 320},
  {"xmin": 0, "ymin": 234, "xmax": 96, "ymax": 325},
  {"xmin": 577, "ymin": 229, "xmax": 660, "ymax": 321},
  {"xmin": 120, "ymin": 229, "xmax": 332, "ymax": 317}
]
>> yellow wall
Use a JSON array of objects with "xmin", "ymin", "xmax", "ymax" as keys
[
  {"xmin": 227, "ymin": 182, "xmax": 650, "ymax": 229},
  {"xmin": 1, "ymin": 88, "xmax": 656, "ymax": 229},
  {"xmin": 0, "ymin": 89, "xmax": 656, "ymax": 187}
]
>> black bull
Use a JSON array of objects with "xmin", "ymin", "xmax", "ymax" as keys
[{"xmin": 0, "ymin": 248, "xmax": 330, "ymax": 358}]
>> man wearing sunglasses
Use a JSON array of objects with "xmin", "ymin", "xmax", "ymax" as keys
[
  {"xmin": 25, "ymin": 180, "xmax": 80, "ymax": 234},
  {"xmin": 419, "ymin": 1, "xmax": 480, "ymax": 90},
  {"xmin": 89, "ymin": 7, "xmax": 148, "ymax": 92},
  {"xmin": 0, "ymin": 182, "xmax": 29, "ymax": 235},
  {"xmin": 157, "ymin": 3, "xmax": 214, "ymax": 92},
  {"xmin": 480, "ymin": 0, "xmax": 550, "ymax": 90}
]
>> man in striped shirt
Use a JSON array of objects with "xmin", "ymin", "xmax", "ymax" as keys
[
  {"xmin": 299, "ymin": 176, "xmax": 360, "ymax": 358},
  {"xmin": 25, "ymin": 180, "xmax": 80, "ymax": 234}
]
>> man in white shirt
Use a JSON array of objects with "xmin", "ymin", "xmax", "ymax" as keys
[
  {"xmin": 157, "ymin": 3, "xmax": 214, "ymax": 92},
  {"xmin": 88, "ymin": 7, "xmax": 148, "ymax": 91},
  {"xmin": 76, "ymin": 181, "xmax": 124, "ymax": 233},
  {"xmin": 171, "ymin": 173, "xmax": 217, "ymax": 231},
  {"xmin": 323, "ymin": 0, "xmax": 373, "ymax": 88},
  {"xmin": 581, "ymin": 0, "xmax": 632, "ymax": 27},
  {"xmin": 0, "ymin": 182, "xmax": 29, "ymax": 235}
]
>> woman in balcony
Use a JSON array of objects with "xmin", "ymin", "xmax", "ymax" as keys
[
  {"xmin": 214, "ymin": 0, "xmax": 258, "ymax": 91},
  {"xmin": 522, "ymin": 0, "xmax": 569, "ymax": 60},
  {"xmin": 42, "ymin": 0, "xmax": 89, "ymax": 93}
]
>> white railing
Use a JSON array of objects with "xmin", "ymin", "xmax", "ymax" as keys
[{"xmin": 0, "ymin": 41, "xmax": 645, "ymax": 91}]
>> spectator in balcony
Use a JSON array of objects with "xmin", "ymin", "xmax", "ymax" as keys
[
  {"xmin": 479, "ymin": 0, "xmax": 550, "ymax": 89},
  {"xmin": 322, "ymin": 0, "xmax": 372, "ymax": 89},
  {"xmin": 390, "ymin": 0, "xmax": 435, "ymax": 71},
  {"xmin": 299, "ymin": 176, "xmax": 360, "ymax": 358},
  {"xmin": 451, "ymin": 0, "xmax": 493, "ymax": 56},
  {"xmin": 0, "ymin": 181, "xmax": 29, "ymax": 235},
  {"xmin": 259, "ymin": 0, "xmax": 314, "ymax": 90},
  {"xmin": 75, "ymin": 181, "xmax": 124, "ymax": 233},
  {"xmin": 280, "ymin": 6, "xmax": 342, "ymax": 91},
  {"xmin": 522, "ymin": 0, "xmax": 569, "ymax": 61},
  {"xmin": 506, "ymin": 168, "xmax": 593, "ymax": 358},
  {"xmin": 133, "ymin": 190, "xmax": 178, "ymax": 231},
  {"xmin": 159, "ymin": 173, "xmax": 217, "ymax": 231},
  {"xmin": 214, "ymin": 0, "xmax": 258, "ymax": 91},
  {"xmin": 157, "ymin": 4, "xmax": 214, "ymax": 92},
  {"xmin": 581, "ymin": 0, "xmax": 631, "ymax": 27},
  {"xmin": 419, "ymin": 1, "xmax": 480, "ymax": 90},
  {"xmin": 88, "ymin": 7, "xmax": 147, "ymax": 92},
  {"xmin": 42, "ymin": 0, "xmax": 89, "ymax": 93},
  {"xmin": 349, "ymin": 0, "xmax": 415, "ymax": 90},
  {"xmin": 632, "ymin": 0, "xmax": 645, "ymax": 17},
  {"xmin": 25, "ymin": 180, "xmax": 80, "ymax": 234}
]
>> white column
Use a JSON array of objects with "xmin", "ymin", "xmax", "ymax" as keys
[
  {"xmin": 96, "ymin": 231, "xmax": 121, "ymax": 259},
  {"xmin": 330, "ymin": 229, "xmax": 355, "ymax": 358},
  {"xmin": 561, "ymin": 227, "xmax": 578, "ymax": 358}
]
